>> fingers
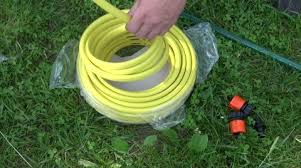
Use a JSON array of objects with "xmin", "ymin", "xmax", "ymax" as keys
[
  {"xmin": 126, "ymin": 0, "xmax": 186, "ymax": 40},
  {"xmin": 129, "ymin": 22, "xmax": 172, "ymax": 40},
  {"xmin": 136, "ymin": 24, "xmax": 153, "ymax": 38},
  {"xmin": 126, "ymin": 10, "xmax": 144, "ymax": 35},
  {"xmin": 127, "ymin": 1, "xmax": 178, "ymax": 39},
  {"xmin": 127, "ymin": 12, "xmax": 172, "ymax": 40},
  {"xmin": 147, "ymin": 21, "xmax": 175, "ymax": 39},
  {"xmin": 147, "ymin": 25, "xmax": 167, "ymax": 39},
  {"xmin": 160, "ymin": 23, "xmax": 173, "ymax": 36}
]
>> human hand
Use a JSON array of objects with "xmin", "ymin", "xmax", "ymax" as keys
[{"xmin": 126, "ymin": 0, "xmax": 186, "ymax": 39}]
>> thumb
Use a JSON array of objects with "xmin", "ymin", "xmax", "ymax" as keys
[{"xmin": 129, "ymin": 0, "xmax": 140, "ymax": 16}]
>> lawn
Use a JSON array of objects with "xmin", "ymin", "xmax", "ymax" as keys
[{"xmin": 1, "ymin": 0, "xmax": 301, "ymax": 167}]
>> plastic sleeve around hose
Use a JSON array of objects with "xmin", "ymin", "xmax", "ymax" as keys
[
  {"xmin": 76, "ymin": 0, "xmax": 198, "ymax": 124},
  {"xmin": 181, "ymin": 11, "xmax": 301, "ymax": 71}
]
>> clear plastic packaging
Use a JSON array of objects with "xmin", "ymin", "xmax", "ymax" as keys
[
  {"xmin": 0, "ymin": 53, "xmax": 10, "ymax": 63},
  {"xmin": 49, "ymin": 40, "xmax": 79, "ymax": 89},
  {"xmin": 50, "ymin": 22, "xmax": 219, "ymax": 130},
  {"xmin": 186, "ymin": 23, "xmax": 219, "ymax": 84}
]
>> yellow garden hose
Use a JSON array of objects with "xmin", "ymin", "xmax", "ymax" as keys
[{"xmin": 76, "ymin": 0, "xmax": 198, "ymax": 124}]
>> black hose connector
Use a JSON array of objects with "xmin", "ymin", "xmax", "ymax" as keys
[
  {"xmin": 241, "ymin": 104, "xmax": 255, "ymax": 117},
  {"xmin": 228, "ymin": 111, "xmax": 245, "ymax": 121},
  {"xmin": 253, "ymin": 117, "xmax": 266, "ymax": 138}
]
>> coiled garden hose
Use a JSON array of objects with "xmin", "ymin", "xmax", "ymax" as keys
[{"xmin": 76, "ymin": 0, "xmax": 197, "ymax": 123}]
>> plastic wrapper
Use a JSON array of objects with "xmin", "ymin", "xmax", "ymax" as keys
[
  {"xmin": 0, "ymin": 53, "xmax": 10, "ymax": 63},
  {"xmin": 186, "ymin": 23, "xmax": 219, "ymax": 83},
  {"xmin": 50, "ymin": 40, "xmax": 79, "ymax": 89},
  {"xmin": 50, "ymin": 22, "xmax": 219, "ymax": 130}
]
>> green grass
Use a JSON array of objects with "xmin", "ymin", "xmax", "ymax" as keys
[{"xmin": 1, "ymin": 0, "xmax": 301, "ymax": 167}]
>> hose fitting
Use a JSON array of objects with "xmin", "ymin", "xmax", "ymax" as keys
[{"xmin": 228, "ymin": 95, "xmax": 265, "ymax": 137}]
